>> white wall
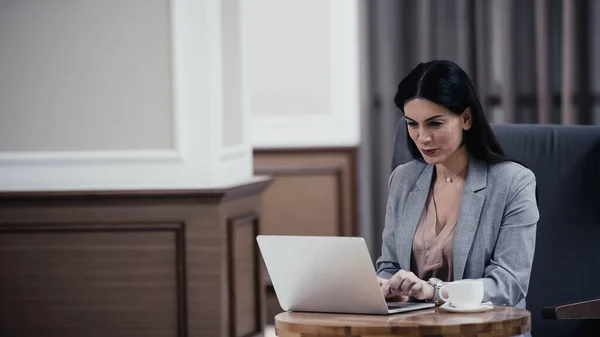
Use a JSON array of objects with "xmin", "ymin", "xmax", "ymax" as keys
[
  {"xmin": 0, "ymin": 0, "xmax": 252, "ymax": 191},
  {"xmin": 243, "ymin": 0, "xmax": 362, "ymax": 148}
]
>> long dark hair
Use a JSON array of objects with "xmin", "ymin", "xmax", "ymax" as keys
[{"xmin": 394, "ymin": 60, "xmax": 508, "ymax": 164}]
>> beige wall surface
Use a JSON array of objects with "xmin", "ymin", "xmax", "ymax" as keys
[
  {"xmin": 244, "ymin": 0, "xmax": 331, "ymax": 117},
  {"xmin": 245, "ymin": 0, "xmax": 362, "ymax": 148},
  {"xmin": 0, "ymin": 0, "xmax": 174, "ymax": 152}
]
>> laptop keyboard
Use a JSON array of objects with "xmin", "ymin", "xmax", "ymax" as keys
[{"xmin": 387, "ymin": 302, "xmax": 422, "ymax": 309}]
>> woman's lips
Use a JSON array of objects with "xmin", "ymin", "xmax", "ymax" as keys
[{"xmin": 421, "ymin": 148, "xmax": 439, "ymax": 156}]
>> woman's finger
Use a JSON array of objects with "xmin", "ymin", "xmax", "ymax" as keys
[
  {"xmin": 387, "ymin": 293, "xmax": 410, "ymax": 302},
  {"xmin": 387, "ymin": 271, "xmax": 407, "ymax": 294},
  {"xmin": 396, "ymin": 272, "xmax": 418, "ymax": 295},
  {"xmin": 380, "ymin": 281, "xmax": 391, "ymax": 297},
  {"xmin": 409, "ymin": 282, "xmax": 424, "ymax": 298}
]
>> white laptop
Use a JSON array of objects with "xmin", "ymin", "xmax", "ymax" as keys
[{"xmin": 256, "ymin": 235, "xmax": 435, "ymax": 315}]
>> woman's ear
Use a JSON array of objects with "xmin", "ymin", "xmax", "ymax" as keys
[{"xmin": 461, "ymin": 108, "xmax": 473, "ymax": 131}]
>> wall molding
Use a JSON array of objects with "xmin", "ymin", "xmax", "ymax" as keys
[
  {"xmin": 220, "ymin": 144, "xmax": 250, "ymax": 160},
  {"xmin": 0, "ymin": 150, "xmax": 182, "ymax": 166}
]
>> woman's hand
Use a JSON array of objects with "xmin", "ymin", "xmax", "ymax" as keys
[
  {"xmin": 380, "ymin": 270, "xmax": 434, "ymax": 301},
  {"xmin": 377, "ymin": 276, "xmax": 409, "ymax": 302}
]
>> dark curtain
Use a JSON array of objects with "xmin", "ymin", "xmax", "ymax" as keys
[{"xmin": 366, "ymin": 0, "xmax": 600, "ymax": 258}]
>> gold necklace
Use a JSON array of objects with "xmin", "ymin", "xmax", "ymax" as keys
[{"xmin": 437, "ymin": 166, "xmax": 468, "ymax": 183}]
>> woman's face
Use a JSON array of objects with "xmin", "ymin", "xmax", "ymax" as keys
[{"xmin": 404, "ymin": 98, "xmax": 472, "ymax": 165}]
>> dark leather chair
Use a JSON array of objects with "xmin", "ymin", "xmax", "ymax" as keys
[{"xmin": 392, "ymin": 121, "xmax": 600, "ymax": 337}]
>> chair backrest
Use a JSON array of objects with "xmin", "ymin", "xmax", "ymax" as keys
[{"xmin": 392, "ymin": 121, "xmax": 600, "ymax": 337}]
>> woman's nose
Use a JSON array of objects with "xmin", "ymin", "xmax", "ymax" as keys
[{"xmin": 418, "ymin": 130, "xmax": 432, "ymax": 143}]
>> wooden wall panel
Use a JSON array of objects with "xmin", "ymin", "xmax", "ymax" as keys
[
  {"xmin": 259, "ymin": 174, "xmax": 340, "ymax": 236},
  {"xmin": 254, "ymin": 147, "xmax": 357, "ymax": 238},
  {"xmin": 0, "ymin": 226, "xmax": 182, "ymax": 337},
  {"xmin": 226, "ymin": 212, "xmax": 262, "ymax": 337},
  {"xmin": 0, "ymin": 178, "xmax": 271, "ymax": 337}
]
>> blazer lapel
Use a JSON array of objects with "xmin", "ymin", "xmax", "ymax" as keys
[
  {"xmin": 453, "ymin": 156, "xmax": 487, "ymax": 280},
  {"xmin": 398, "ymin": 164, "xmax": 433, "ymax": 271}
]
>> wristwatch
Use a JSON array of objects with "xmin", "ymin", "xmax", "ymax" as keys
[{"xmin": 427, "ymin": 277, "xmax": 444, "ymax": 304}]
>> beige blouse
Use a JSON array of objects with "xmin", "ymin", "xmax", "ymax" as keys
[{"xmin": 411, "ymin": 183, "xmax": 464, "ymax": 282}]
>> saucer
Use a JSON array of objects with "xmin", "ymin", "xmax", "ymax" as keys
[{"xmin": 439, "ymin": 302, "xmax": 494, "ymax": 313}]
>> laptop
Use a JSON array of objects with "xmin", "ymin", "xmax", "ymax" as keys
[{"xmin": 256, "ymin": 235, "xmax": 435, "ymax": 315}]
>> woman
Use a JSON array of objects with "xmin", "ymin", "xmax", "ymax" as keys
[{"xmin": 376, "ymin": 60, "xmax": 539, "ymax": 310}]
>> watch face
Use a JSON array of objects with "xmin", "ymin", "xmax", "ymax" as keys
[{"xmin": 429, "ymin": 278, "xmax": 443, "ymax": 286}]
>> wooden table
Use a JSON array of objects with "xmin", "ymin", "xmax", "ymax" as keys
[{"xmin": 274, "ymin": 306, "xmax": 530, "ymax": 337}]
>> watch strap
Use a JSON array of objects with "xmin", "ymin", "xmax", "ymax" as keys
[
  {"xmin": 432, "ymin": 285, "xmax": 442, "ymax": 303},
  {"xmin": 428, "ymin": 278, "xmax": 444, "ymax": 304}
]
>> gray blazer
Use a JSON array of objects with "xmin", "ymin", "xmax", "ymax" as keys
[{"xmin": 376, "ymin": 156, "xmax": 539, "ymax": 309}]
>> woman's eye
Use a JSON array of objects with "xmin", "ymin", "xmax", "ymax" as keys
[
  {"xmin": 407, "ymin": 122, "xmax": 417, "ymax": 127},
  {"xmin": 429, "ymin": 121, "xmax": 442, "ymax": 128}
]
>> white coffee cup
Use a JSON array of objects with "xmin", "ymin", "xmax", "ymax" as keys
[{"xmin": 439, "ymin": 279, "xmax": 484, "ymax": 309}]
